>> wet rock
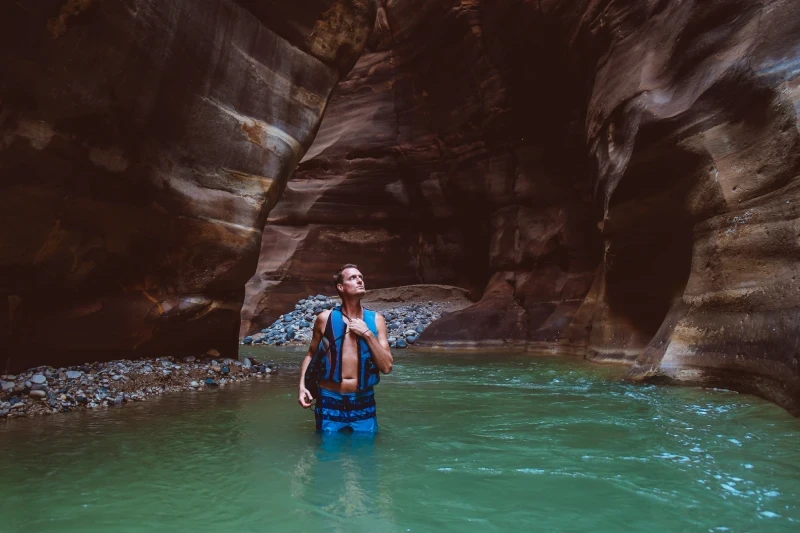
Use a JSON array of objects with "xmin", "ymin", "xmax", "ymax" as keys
[
  {"xmin": 29, "ymin": 390, "xmax": 46, "ymax": 399},
  {"xmin": 190, "ymin": 381, "xmax": 200, "ymax": 388},
  {"xmin": 242, "ymin": 357, "xmax": 252, "ymax": 368},
  {"xmin": 65, "ymin": 370, "xmax": 82, "ymax": 380},
  {"xmin": 204, "ymin": 378, "xmax": 218, "ymax": 388},
  {"xmin": 30, "ymin": 374, "xmax": 47, "ymax": 385},
  {"xmin": 0, "ymin": 381, "xmax": 13, "ymax": 392},
  {"xmin": 396, "ymin": 339, "xmax": 408, "ymax": 349},
  {"xmin": 407, "ymin": 335, "xmax": 418, "ymax": 344}
]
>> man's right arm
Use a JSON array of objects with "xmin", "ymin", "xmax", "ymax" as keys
[{"xmin": 298, "ymin": 311, "xmax": 330, "ymax": 408}]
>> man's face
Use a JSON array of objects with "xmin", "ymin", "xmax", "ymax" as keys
[{"xmin": 338, "ymin": 267, "xmax": 366, "ymax": 297}]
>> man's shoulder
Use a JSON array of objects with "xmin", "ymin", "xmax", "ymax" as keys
[{"xmin": 314, "ymin": 309, "xmax": 332, "ymax": 328}]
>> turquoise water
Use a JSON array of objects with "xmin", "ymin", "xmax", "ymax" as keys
[{"xmin": 1, "ymin": 348, "xmax": 799, "ymax": 532}]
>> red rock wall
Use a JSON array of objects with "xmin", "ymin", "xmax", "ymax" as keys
[
  {"xmin": 241, "ymin": 0, "xmax": 599, "ymax": 336},
  {"xmin": 0, "ymin": 0, "xmax": 376, "ymax": 370},
  {"xmin": 246, "ymin": 0, "xmax": 800, "ymax": 412}
]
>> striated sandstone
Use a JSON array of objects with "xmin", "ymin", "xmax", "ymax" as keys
[
  {"xmin": 0, "ymin": 0, "xmax": 377, "ymax": 371},
  {"xmin": 247, "ymin": 0, "xmax": 800, "ymax": 413}
]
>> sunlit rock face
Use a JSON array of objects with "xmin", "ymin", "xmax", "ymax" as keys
[
  {"xmin": 241, "ymin": 0, "xmax": 599, "ymax": 336},
  {"xmin": 247, "ymin": 0, "xmax": 800, "ymax": 412},
  {"xmin": 0, "ymin": 0, "xmax": 376, "ymax": 370},
  {"xmin": 588, "ymin": 0, "xmax": 800, "ymax": 414}
]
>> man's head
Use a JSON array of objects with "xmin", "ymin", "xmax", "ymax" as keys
[{"xmin": 334, "ymin": 264, "xmax": 366, "ymax": 299}]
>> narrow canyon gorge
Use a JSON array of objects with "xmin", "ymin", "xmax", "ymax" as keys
[{"xmin": 2, "ymin": 0, "xmax": 800, "ymax": 413}]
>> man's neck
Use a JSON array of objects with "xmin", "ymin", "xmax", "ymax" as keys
[{"xmin": 340, "ymin": 298, "xmax": 363, "ymax": 319}]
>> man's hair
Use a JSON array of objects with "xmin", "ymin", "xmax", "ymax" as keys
[{"xmin": 333, "ymin": 264, "xmax": 359, "ymax": 288}]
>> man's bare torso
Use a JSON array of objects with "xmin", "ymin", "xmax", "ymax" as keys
[{"xmin": 319, "ymin": 311, "xmax": 361, "ymax": 393}]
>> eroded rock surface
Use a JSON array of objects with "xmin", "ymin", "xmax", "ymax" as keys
[
  {"xmin": 248, "ymin": 0, "xmax": 800, "ymax": 413},
  {"xmin": 0, "ymin": 0, "xmax": 376, "ymax": 370}
]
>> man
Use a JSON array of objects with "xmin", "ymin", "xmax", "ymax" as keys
[{"xmin": 298, "ymin": 264, "xmax": 393, "ymax": 432}]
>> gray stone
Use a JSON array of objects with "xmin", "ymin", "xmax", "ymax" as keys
[
  {"xmin": 66, "ymin": 370, "xmax": 82, "ymax": 379},
  {"xmin": 416, "ymin": 325, "xmax": 425, "ymax": 333},
  {"xmin": 404, "ymin": 330, "xmax": 417, "ymax": 337},
  {"xmin": 396, "ymin": 338, "xmax": 408, "ymax": 349},
  {"xmin": 407, "ymin": 335, "xmax": 418, "ymax": 344},
  {"xmin": 0, "ymin": 381, "xmax": 13, "ymax": 392},
  {"xmin": 316, "ymin": 294, "xmax": 327, "ymax": 301},
  {"xmin": 29, "ymin": 390, "xmax": 46, "ymax": 399},
  {"xmin": 30, "ymin": 374, "xmax": 47, "ymax": 385},
  {"xmin": 242, "ymin": 357, "xmax": 252, "ymax": 368}
]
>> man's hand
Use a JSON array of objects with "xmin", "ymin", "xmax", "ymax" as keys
[
  {"xmin": 346, "ymin": 318, "xmax": 373, "ymax": 338},
  {"xmin": 298, "ymin": 387, "xmax": 314, "ymax": 408}
]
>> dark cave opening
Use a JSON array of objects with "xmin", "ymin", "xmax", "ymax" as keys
[{"xmin": 603, "ymin": 147, "xmax": 701, "ymax": 349}]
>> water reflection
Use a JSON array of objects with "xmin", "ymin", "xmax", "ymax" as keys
[
  {"xmin": 1, "ymin": 349, "xmax": 798, "ymax": 533},
  {"xmin": 292, "ymin": 431, "xmax": 396, "ymax": 530}
]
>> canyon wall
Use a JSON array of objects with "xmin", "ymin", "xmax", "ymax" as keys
[
  {"xmin": 0, "ymin": 0, "xmax": 376, "ymax": 370},
  {"xmin": 2, "ymin": 0, "xmax": 799, "ymax": 413},
  {"xmin": 246, "ymin": 0, "xmax": 800, "ymax": 412}
]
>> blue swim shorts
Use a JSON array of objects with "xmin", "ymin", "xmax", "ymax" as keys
[{"xmin": 315, "ymin": 388, "xmax": 378, "ymax": 432}]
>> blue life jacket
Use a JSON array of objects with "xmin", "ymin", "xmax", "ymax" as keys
[{"xmin": 315, "ymin": 306, "xmax": 380, "ymax": 391}]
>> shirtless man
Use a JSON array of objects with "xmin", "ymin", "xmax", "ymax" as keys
[{"xmin": 298, "ymin": 264, "xmax": 393, "ymax": 432}]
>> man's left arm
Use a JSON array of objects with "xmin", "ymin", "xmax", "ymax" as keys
[{"xmin": 349, "ymin": 314, "xmax": 393, "ymax": 374}]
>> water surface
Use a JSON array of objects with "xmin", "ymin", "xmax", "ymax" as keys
[{"xmin": 1, "ymin": 349, "xmax": 799, "ymax": 532}]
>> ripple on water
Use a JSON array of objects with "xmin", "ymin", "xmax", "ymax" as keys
[{"xmin": 0, "ymin": 349, "xmax": 798, "ymax": 533}]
